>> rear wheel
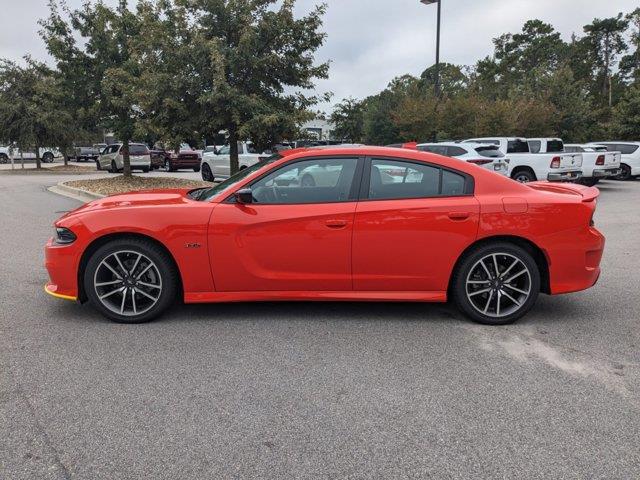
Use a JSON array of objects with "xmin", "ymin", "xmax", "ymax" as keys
[
  {"xmin": 201, "ymin": 163, "xmax": 214, "ymax": 182},
  {"xmin": 0, "ymin": 154, "xmax": 8, "ymax": 164},
  {"xmin": 579, "ymin": 177, "xmax": 599, "ymax": 187},
  {"xmin": 512, "ymin": 169, "xmax": 536, "ymax": 183},
  {"xmin": 95, "ymin": 159, "xmax": 102, "ymax": 171},
  {"xmin": 193, "ymin": 165, "xmax": 201, "ymax": 173},
  {"xmin": 42, "ymin": 152, "xmax": 54, "ymax": 163},
  {"xmin": 451, "ymin": 242, "xmax": 540, "ymax": 325},
  {"xmin": 615, "ymin": 164, "xmax": 632, "ymax": 181},
  {"xmin": 84, "ymin": 238, "xmax": 178, "ymax": 323},
  {"xmin": 110, "ymin": 160, "xmax": 119, "ymax": 174}
]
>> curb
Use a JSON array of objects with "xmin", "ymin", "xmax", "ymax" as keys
[{"xmin": 48, "ymin": 182, "xmax": 106, "ymax": 203}]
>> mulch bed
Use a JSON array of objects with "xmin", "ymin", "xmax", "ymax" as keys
[
  {"xmin": 64, "ymin": 175, "xmax": 213, "ymax": 197},
  {"xmin": 0, "ymin": 164, "xmax": 99, "ymax": 174}
]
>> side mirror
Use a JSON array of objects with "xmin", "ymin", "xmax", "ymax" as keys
[{"xmin": 234, "ymin": 188, "xmax": 253, "ymax": 204}]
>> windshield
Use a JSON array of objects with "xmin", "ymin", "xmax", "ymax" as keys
[{"xmin": 196, "ymin": 155, "xmax": 281, "ymax": 201}]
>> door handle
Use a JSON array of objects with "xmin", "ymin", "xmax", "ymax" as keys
[
  {"xmin": 448, "ymin": 212, "xmax": 470, "ymax": 221},
  {"xmin": 325, "ymin": 219, "xmax": 348, "ymax": 229}
]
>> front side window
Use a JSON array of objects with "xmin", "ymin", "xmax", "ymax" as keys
[
  {"xmin": 368, "ymin": 159, "xmax": 467, "ymax": 200},
  {"xmin": 250, "ymin": 157, "xmax": 358, "ymax": 204}
]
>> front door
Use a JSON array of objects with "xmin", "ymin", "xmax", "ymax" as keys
[
  {"xmin": 209, "ymin": 156, "xmax": 363, "ymax": 292},
  {"xmin": 352, "ymin": 157, "xmax": 480, "ymax": 292}
]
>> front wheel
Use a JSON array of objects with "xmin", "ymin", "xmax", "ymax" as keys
[
  {"xmin": 0, "ymin": 154, "xmax": 8, "ymax": 164},
  {"xmin": 615, "ymin": 164, "xmax": 632, "ymax": 181},
  {"xmin": 451, "ymin": 242, "xmax": 540, "ymax": 325},
  {"xmin": 84, "ymin": 238, "xmax": 178, "ymax": 323},
  {"xmin": 96, "ymin": 159, "xmax": 102, "ymax": 171},
  {"xmin": 42, "ymin": 152, "xmax": 54, "ymax": 163}
]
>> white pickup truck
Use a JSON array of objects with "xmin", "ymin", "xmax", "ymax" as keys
[
  {"xmin": 586, "ymin": 141, "xmax": 640, "ymax": 181},
  {"xmin": 563, "ymin": 144, "xmax": 621, "ymax": 186},
  {"xmin": 463, "ymin": 137, "xmax": 582, "ymax": 183},
  {"xmin": 0, "ymin": 145, "xmax": 62, "ymax": 164},
  {"xmin": 200, "ymin": 141, "xmax": 266, "ymax": 182}
]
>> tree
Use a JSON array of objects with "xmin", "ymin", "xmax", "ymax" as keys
[
  {"xmin": 178, "ymin": 0, "xmax": 329, "ymax": 175},
  {"xmin": 620, "ymin": 8, "xmax": 640, "ymax": 85},
  {"xmin": 0, "ymin": 58, "xmax": 74, "ymax": 169},
  {"xmin": 611, "ymin": 85, "xmax": 640, "ymax": 139},
  {"xmin": 583, "ymin": 14, "xmax": 629, "ymax": 106},
  {"xmin": 330, "ymin": 97, "xmax": 365, "ymax": 142},
  {"xmin": 41, "ymin": 0, "xmax": 146, "ymax": 177}
]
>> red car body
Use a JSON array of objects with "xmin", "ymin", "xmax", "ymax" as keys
[{"xmin": 45, "ymin": 146, "xmax": 604, "ymax": 323}]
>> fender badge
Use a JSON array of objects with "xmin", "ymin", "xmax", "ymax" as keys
[{"xmin": 185, "ymin": 243, "xmax": 201, "ymax": 249}]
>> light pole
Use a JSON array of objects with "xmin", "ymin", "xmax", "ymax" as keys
[{"xmin": 420, "ymin": 0, "xmax": 441, "ymax": 99}]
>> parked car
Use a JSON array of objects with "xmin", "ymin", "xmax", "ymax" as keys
[
  {"xmin": 149, "ymin": 143, "xmax": 200, "ymax": 172},
  {"xmin": 416, "ymin": 142, "xmax": 509, "ymax": 176},
  {"xmin": 201, "ymin": 141, "xmax": 266, "ymax": 182},
  {"xmin": 463, "ymin": 137, "xmax": 582, "ymax": 183},
  {"xmin": 563, "ymin": 144, "xmax": 621, "ymax": 186},
  {"xmin": 97, "ymin": 143, "xmax": 151, "ymax": 173},
  {"xmin": 0, "ymin": 145, "xmax": 61, "ymax": 163},
  {"xmin": 45, "ymin": 145, "xmax": 604, "ymax": 326},
  {"xmin": 73, "ymin": 144, "xmax": 107, "ymax": 163},
  {"xmin": 586, "ymin": 142, "xmax": 640, "ymax": 181}
]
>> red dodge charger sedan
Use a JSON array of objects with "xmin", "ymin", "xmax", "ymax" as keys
[{"xmin": 45, "ymin": 146, "xmax": 604, "ymax": 325}]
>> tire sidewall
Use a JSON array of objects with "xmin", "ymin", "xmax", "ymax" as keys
[
  {"xmin": 452, "ymin": 242, "xmax": 541, "ymax": 325},
  {"xmin": 512, "ymin": 170, "xmax": 535, "ymax": 183},
  {"xmin": 84, "ymin": 238, "xmax": 178, "ymax": 323}
]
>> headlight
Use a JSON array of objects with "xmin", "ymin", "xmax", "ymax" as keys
[{"xmin": 54, "ymin": 227, "xmax": 77, "ymax": 245}]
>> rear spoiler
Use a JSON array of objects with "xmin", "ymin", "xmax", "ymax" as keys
[{"xmin": 527, "ymin": 182, "xmax": 599, "ymax": 202}]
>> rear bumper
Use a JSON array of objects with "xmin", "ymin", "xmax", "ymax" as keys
[
  {"xmin": 547, "ymin": 170, "xmax": 582, "ymax": 182},
  {"xmin": 548, "ymin": 227, "xmax": 605, "ymax": 295},
  {"xmin": 171, "ymin": 158, "xmax": 201, "ymax": 168},
  {"xmin": 592, "ymin": 168, "xmax": 620, "ymax": 178}
]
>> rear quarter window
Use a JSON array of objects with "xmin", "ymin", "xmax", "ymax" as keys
[
  {"xmin": 546, "ymin": 140, "xmax": 564, "ymax": 153},
  {"xmin": 617, "ymin": 144, "xmax": 639, "ymax": 155},
  {"xmin": 475, "ymin": 146, "xmax": 504, "ymax": 158}
]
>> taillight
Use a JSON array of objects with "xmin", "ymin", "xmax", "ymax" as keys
[
  {"xmin": 596, "ymin": 155, "xmax": 605, "ymax": 165},
  {"xmin": 467, "ymin": 159, "xmax": 493, "ymax": 165},
  {"xmin": 550, "ymin": 156, "xmax": 561, "ymax": 168}
]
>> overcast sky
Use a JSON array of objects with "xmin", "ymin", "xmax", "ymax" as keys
[{"xmin": 1, "ymin": 0, "xmax": 638, "ymax": 111}]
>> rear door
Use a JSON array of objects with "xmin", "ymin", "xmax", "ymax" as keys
[
  {"xmin": 352, "ymin": 157, "xmax": 480, "ymax": 292},
  {"xmin": 212, "ymin": 145, "xmax": 231, "ymax": 177}
]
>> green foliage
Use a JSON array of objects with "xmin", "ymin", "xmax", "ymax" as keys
[{"xmin": 330, "ymin": 97, "xmax": 365, "ymax": 142}]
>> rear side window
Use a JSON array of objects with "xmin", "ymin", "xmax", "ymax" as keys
[
  {"xmin": 446, "ymin": 146, "xmax": 468, "ymax": 157},
  {"xmin": 617, "ymin": 144, "xmax": 639, "ymax": 155},
  {"xmin": 418, "ymin": 145, "xmax": 448, "ymax": 155},
  {"xmin": 546, "ymin": 140, "xmax": 564, "ymax": 152},
  {"xmin": 527, "ymin": 140, "xmax": 541, "ymax": 153},
  {"xmin": 475, "ymin": 146, "xmax": 504, "ymax": 158},
  {"xmin": 509, "ymin": 140, "xmax": 530, "ymax": 153},
  {"xmin": 368, "ymin": 159, "xmax": 470, "ymax": 200}
]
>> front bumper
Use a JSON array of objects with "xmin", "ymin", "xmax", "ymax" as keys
[
  {"xmin": 547, "ymin": 170, "xmax": 582, "ymax": 182},
  {"xmin": 44, "ymin": 237, "xmax": 80, "ymax": 300},
  {"xmin": 592, "ymin": 168, "xmax": 620, "ymax": 178}
]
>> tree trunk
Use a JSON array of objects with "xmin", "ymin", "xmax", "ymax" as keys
[
  {"xmin": 35, "ymin": 143, "xmax": 42, "ymax": 170},
  {"xmin": 229, "ymin": 126, "xmax": 240, "ymax": 175},
  {"xmin": 122, "ymin": 138, "xmax": 132, "ymax": 178}
]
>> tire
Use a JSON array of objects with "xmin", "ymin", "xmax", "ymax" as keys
[
  {"xmin": 615, "ymin": 164, "xmax": 632, "ymax": 181},
  {"xmin": 193, "ymin": 165, "xmax": 201, "ymax": 173},
  {"xmin": 201, "ymin": 163, "xmax": 214, "ymax": 182},
  {"xmin": 301, "ymin": 174, "xmax": 316, "ymax": 187},
  {"xmin": 142, "ymin": 167, "xmax": 149, "ymax": 173},
  {"xmin": 83, "ymin": 238, "xmax": 179, "ymax": 323},
  {"xmin": 451, "ymin": 242, "xmax": 541, "ymax": 325},
  {"xmin": 579, "ymin": 177, "xmax": 599, "ymax": 187},
  {"xmin": 110, "ymin": 160, "xmax": 118, "ymax": 174},
  {"xmin": 511, "ymin": 169, "xmax": 536, "ymax": 183},
  {"xmin": 0, "ymin": 154, "xmax": 8, "ymax": 164},
  {"xmin": 96, "ymin": 160, "xmax": 102, "ymax": 171},
  {"xmin": 42, "ymin": 152, "xmax": 54, "ymax": 163},
  {"xmin": 164, "ymin": 159, "xmax": 174, "ymax": 172}
]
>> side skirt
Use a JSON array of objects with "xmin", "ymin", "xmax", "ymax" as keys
[{"xmin": 184, "ymin": 290, "xmax": 448, "ymax": 304}]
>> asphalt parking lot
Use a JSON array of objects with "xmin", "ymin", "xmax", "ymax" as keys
[{"xmin": 1, "ymin": 172, "xmax": 639, "ymax": 479}]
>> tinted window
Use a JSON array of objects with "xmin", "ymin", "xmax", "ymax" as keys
[
  {"xmin": 368, "ymin": 159, "xmax": 468, "ymax": 200},
  {"xmin": 219, "ymin": 145, "xmax": 231, "ymax": 155},
  {"xmin": 617, "ymin": 144, "xmax": 639, "ymax": 155},
  {"xmin": 527, "ymin": 140, "xmax": 541, "ymax": 153},
  {"xmin": 418, "ymin": 145, "xmax": 447, "ymax": 155},
  {"xmin": 475, "ymin": 146, "xmax": 504, "ymax": 158},
  {"xmin": 446, "ymin": 146, "xmax": 468, "ymax": 157},
  {"xmin": 251, "ymin": 158, "xmax": 358, "ymax": 204},
  {"xmin": 564, "ymin": 146, "xmax": 582, "ymax": 153},
  {"xmin": 129, "ymin": 144, "xmax": 148, "ymax": 155},
  {"xmin": 508, "ymin": 140, "xmax": 530, "ymax": 153},
  {"xmin": 442, "ymin": 170, "xmax": 466, "ymax": 196},
  {"xmin": 546, "ymin": 140, "xmax": 564, "ymax": 152}
]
